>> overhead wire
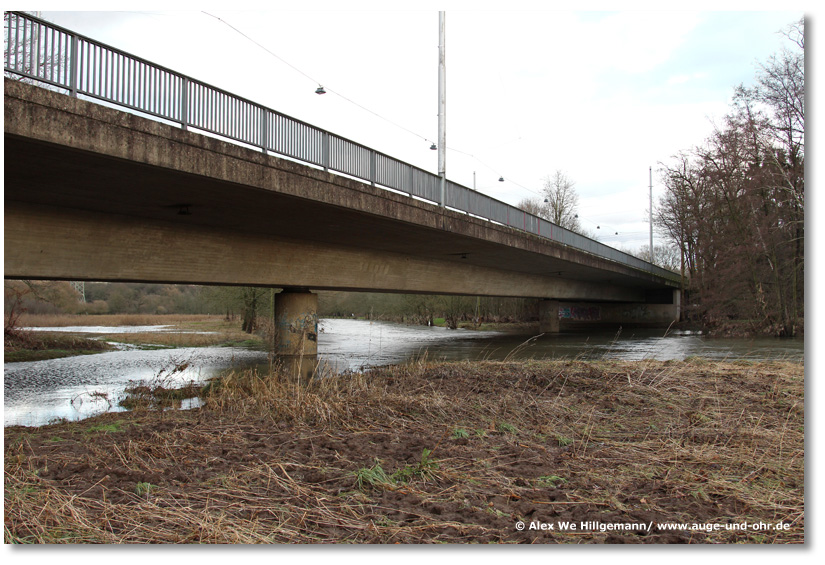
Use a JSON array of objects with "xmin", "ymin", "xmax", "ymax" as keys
[
  {"xmin": 201, "ymin": 11, "xmax": 439, "ymax": 147},
  {"xmin": 189, "ymin": 12, "xmax": 643, "ymax": 243},
  {"xmin": 200, "ymin": 10, "xmax": 548, "ymax": 197}
]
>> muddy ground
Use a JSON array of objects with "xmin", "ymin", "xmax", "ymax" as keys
[{"xmin": 4, "ymin": 358, "xmax": 804, "ymax": 544}]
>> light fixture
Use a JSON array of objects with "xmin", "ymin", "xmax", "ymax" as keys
[
  {"xmin": 597, "ymin": 225, "xmax": 600, "ymax": 229},
  {"xmin": 498, "ymin": 176, "xmax": 504, "ymax": 182},
  {"xmin": 315, "ymin": 85, "xmax": 326, "ymax": 94},
  {"xmin": 430, "ymin": 142, "xmax": 437, "ymax": 150}
]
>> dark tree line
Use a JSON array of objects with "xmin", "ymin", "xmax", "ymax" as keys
[
  {"xmin": 656, "ymin": 19, "xmax": 804, "ymax": 336},
  {"xmin": 5, "ymin": 281, "xmax": 539, "ymax": 334},
  {"xmin": 320, "ymin": 291, "xmax": 535, "ymax": 328}
]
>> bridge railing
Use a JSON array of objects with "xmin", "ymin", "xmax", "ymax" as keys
[{"xmin": 4, "ymin": 11, "xmax": 680, "ymax": 283}]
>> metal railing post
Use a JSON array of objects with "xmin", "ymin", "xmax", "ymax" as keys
[
  {"xmin": 69, "ymin": 33, "xmax": 78, "ymax": 97},
  {"xmin": 322, "ymin": 131, "xmax": 329, "ymax": 172},
  {"xmin": 180, "ymin": 76, "xmax": 188, "ymax": 130},
  {"xmin": 260, "ymin": 106, "xmax": 268, "ymax": 153}
]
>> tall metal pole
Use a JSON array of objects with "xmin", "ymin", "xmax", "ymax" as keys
[
  {"xmin": 649, "ymin": 166, "xmax": 653, "ymax": 258},
  {"xmin": 438, "ymin": 11, "xmax": 446, "ymax": 207}
]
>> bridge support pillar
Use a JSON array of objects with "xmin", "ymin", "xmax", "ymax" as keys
[
  {"xmin": 273, "ymin": 288, "xmax": 318, "ymax": 380},
  {"xmin": 674, "ymin": 288, "xmax": 682, "ymax": 322},
  {"xmin": 538, "ymin": 299, "xmax": 560, "ymax": 334}
]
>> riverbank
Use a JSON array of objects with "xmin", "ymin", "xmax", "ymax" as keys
[
  {"xmin": 6, "ymin": 315, "xmax": 268, "ymax": 361},
  {"xmin": 4, "ymin": 329, "xmax": 115, "ymax": 362},
  {"xmin": 5, "ymin": 357, "xmax": 803, "ymax": 544}
]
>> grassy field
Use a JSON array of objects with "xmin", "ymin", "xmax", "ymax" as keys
[
  {"xmin": 6, "ymin": 314, "xmax": 268, "ymax": 359},
  {"xmin": 4, "ymin": 357, "xmax": 804, "ymax": 544}
]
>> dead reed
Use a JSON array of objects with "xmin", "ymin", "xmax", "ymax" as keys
[
  {"xmin": 4, "ymin": 329, "xmax": 114, "ymax": 362},
  {"xmin": 14, "ymin": 313, "xmax": 265, "ymax": 349},
  {"xmin": 4, "ymin": 358, "xmax": 804, "ymax": 544},
  {"xmin": 17, "ymin": 313, "xmax": 222, "ymax": 328}
]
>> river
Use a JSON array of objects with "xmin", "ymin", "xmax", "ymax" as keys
[{"xmin": 4, "ymin": 319, "xmax": 803, "ymax": 427}]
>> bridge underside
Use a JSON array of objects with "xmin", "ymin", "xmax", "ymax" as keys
[
  {"xmin": 4, "ymin": 80, "xmax": 677, "ymax": 304},
  {"xmin": 5, "ymin": 199, "xmax": 650, "ymax": 302}
]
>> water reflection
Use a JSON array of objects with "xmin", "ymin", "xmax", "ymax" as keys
[
  {"xmin": 5, "ymin": 319, "xmax": 802, "ymax": 427},
  {"xmin": 4, "ymin": 347, "xmax": 266, "ymax": 427},
  {"xmin": 318, "ymin": 319, "xmax": 802, "ymax": 365}
]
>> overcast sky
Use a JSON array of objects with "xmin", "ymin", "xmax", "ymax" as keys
[{"xmin": 35, "ymin": 2, "xmax": 807, "ymax": 253}]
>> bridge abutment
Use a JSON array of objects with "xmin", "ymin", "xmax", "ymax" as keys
[
  {"xmin": 556, "ymin": 293, "xmax": 680, "ymax": 331},
  {"xmin": 273, "ymin": 288, "xmax": 318, "ymax": 380},
  {"xmin": 538, "ymin": 290, "xmax": 680, "ymax": 333}
]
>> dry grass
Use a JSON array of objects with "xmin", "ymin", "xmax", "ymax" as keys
[
  {"xmin": 14, "ymin": 314, "xmax": 267, "ymax": 349},
  {"xmin": 17, "ymin": 313, "xmax": 221, "ymax": 328},
  {"xmin": 4, "ymin": 328, "xmax": 114, "ymax": 362},
  {"xmin": 97, "ymin": 329, "xmax": 263, "ymax": 349},
  {"xmin": 5, "ymin": 358, "xmax": 804, "ymax": 544}
]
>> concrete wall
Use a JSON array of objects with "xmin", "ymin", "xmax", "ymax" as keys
[{"xmin": 556, "ymin": 298, "xmax": 680, "ymax": 329}]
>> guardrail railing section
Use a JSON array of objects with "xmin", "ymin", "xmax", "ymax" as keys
[
  {"xmin": 77, "ymin": 38, "xmax": 184, "ymax": 123},
  {"xmin": 4, "ymin": 12, "xmax": 72, "ymax": 89}
]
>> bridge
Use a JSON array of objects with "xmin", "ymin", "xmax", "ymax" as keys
[{"xmin": 4, "ymin": 12, "xmax": 680, "ymax": 371}]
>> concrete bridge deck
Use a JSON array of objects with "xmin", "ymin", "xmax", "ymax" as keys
[{"xmin": 4, "ymin": 79, "xmax": 677, "ymax": 305}]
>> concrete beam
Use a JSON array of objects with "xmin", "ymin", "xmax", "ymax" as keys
[{"xmin": 4, "ymin": 201, "xmax": 648, "ymax": 301}]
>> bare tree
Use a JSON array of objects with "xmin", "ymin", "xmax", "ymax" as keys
[
  {"xmin": 541, "ymin": 170, "xmax": 581, "ymax": 232},
  {"xmin": 4, "ymin": 12, "xmax": 67, "ymax": 87},
  {"xmin": 655, "ymin": 19, "xmax": 804, "ymax": 336},
  {"xmin": 637, "ymin": 243, "xmax": 681, "ymax": 272},
  {"xmin": 517, "ymin": 170, "xmax": 583, "ymax": 233},
  {"xmin": 203, "ymin": 286, "xmax": 271, "ymax": 333},
  {"xmin": 515, "ymin": 197, "xmax": 548, "ymax": 219}
]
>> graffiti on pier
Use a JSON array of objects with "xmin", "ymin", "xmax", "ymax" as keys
[
  {"xmin": 559, "ymin": 306, "xmax": 601, "ymax": 321},
  {"xmin": 285, "ymin": 313, "xmax": 318, "ymax": 342}
]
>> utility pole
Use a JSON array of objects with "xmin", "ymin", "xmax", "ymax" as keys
[
  {"xmin": 438, "ymin": 11, "xmax": 446, "ymax": 207},
  {"xmin": 649, "ymin": 166, "xmax": 653, "ymax": 260}
]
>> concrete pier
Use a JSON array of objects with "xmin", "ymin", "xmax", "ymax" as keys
[
  {"xmin": 539, "ymin": 299, "xmax": 560, "ymax": 334},
  {"xmin": 273, "ymin": 288, "xmax": 318, "ymax": 380}
]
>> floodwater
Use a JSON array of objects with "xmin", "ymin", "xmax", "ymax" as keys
[{"xmin": 4, "ymin": 319, "xmax": 803, "ymax": 427}]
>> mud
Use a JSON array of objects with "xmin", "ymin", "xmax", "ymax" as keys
[{"xmin": 4, "ymin": 359, "xmax": 804, "ymax": 544}]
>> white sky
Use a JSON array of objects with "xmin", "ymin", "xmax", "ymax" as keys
[
  {"xmin": 2, "ymin": 5, "xmax": 822, "ymax": 560},
  {"xmin": 33, "ymin": 2, "xmax": 808, "ymax": 253}
]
